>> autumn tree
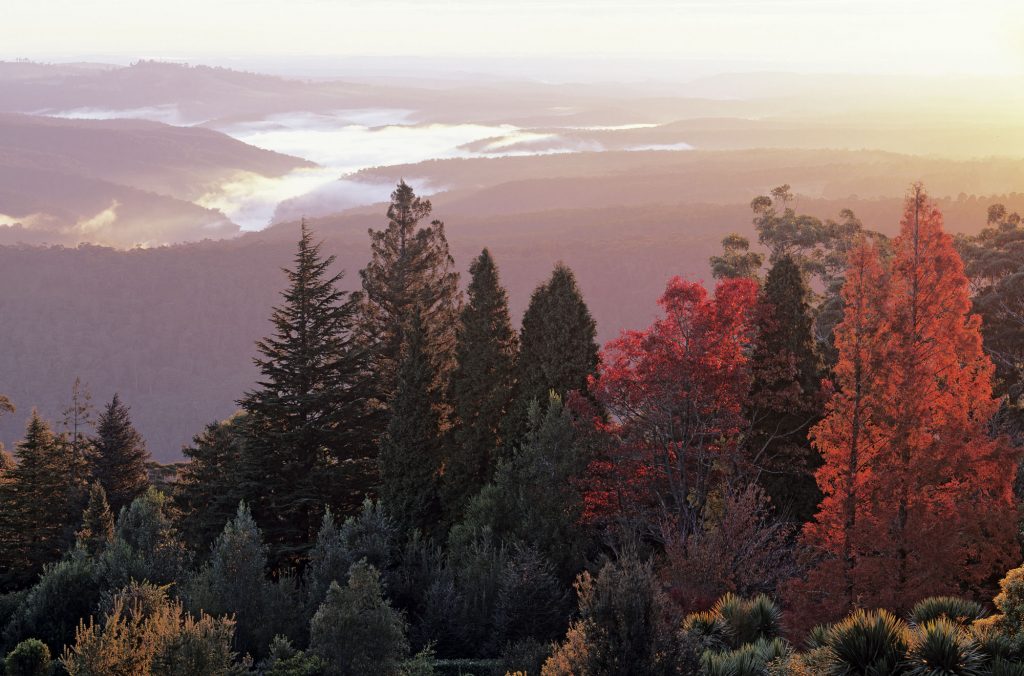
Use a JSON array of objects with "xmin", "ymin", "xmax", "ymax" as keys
[
  {"xmin": 359, "ymin": 181, "xmax": 461, "ymax": 413},
  {"xmin": 443, "ymin": 249, "xmax": 518, "ymax": 522},
  {"xmin": 91, "ymin": 394, "xmax": 150, "ymax": 515},
  {"xmin": 745, "ymin": 254, "xmax": 822, "ymax": 522},
  {"xmin": 0, "ymin": 411, "xmax": 89, "ymax": 589},
  {"xmin": 505, "ymin": 263, "xmax": 599, "ymax": 444},
  {"xmin": 584, "ymin": 276, "xmax": 758, "ymax": 540},
  {"xmin": 239, "ymin": 219, "xmax": 379, "ymax": 569},
  {"xmin": 795, "ymin": 187, "xmax": 1018, "ymax": 622},
  {"xmin": 377, "ymin": 308, "xmax": 444, "ymax": 538}
]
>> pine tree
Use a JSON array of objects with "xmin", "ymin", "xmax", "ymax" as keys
[
  {"xmin": 77, "ymin": 482, "xmax": 114, "ymax": 556},
  {"xmin": 173, "ymin": 414, "xmax": 247, "ymax": 556},
  {"xmin": 0, "ymin": 411, "xmax": 89, "ymax": 589},
  {"xmin": 443, "ymin": 249, "xmax": 518, "ymax": 522},
  {"xmin": 91, "ymin": 394, "xmax": 151, "ymax": 515},
  {"xmin": 359, "ymin": 181, "xmax": 461, "ymax": 412},
  {"xmin": 239, "ymin": 219, "xmax": 378, "ymax": 569},
  {"xmin": 505, "ymin": 263, "xmax": 599, "ymax": 444},
  {"xmin": 377, "ymin": 308, "xmax": 443, "ymax": 537},
  {"xmin": 746, "ymin": 254, "xmax": 822, "ymax": 522},
  {"xmin": 62, "ymin": 377, "xmax": 95, "ymax": 464}
]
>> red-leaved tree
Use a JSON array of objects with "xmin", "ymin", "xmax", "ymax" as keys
[{"xmin": 584, "ymin": 276, "xmax": 758, "ymax": 542}]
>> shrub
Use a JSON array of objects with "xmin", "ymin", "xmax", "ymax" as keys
[
  {"xmin": 4, "ymin": 638, "xmax": 52, "ymax": 676},
  {"xmin": 909, "ymin": 597, "xmax": 985, "ymax": 627},
  {"xmin": 904, "ymin": 617, "xmax": 984, "ymax": 676},
  {"xmin": 701, "ymin": 637, "xmax": 791, "ymax": 676},
  {"xmin": 824, "ymin": 609, "xmax": 908, "ymax": 675},
  {"xmin": 714, "ymin": 593, "xmax": 782, "ymax": 648}
]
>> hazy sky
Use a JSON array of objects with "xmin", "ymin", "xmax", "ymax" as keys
[{"xmin": 4, "ymin": 0, "xmax": 1024, "ymax": 80}]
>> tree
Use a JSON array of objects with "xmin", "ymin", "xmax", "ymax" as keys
[
  {"xmin": 794, "ymin": 187, "xmax": 1019, "ymax": 622},
  {"xmin": 505, "ymin": 263, "xmax": 599, "ymax": 444},
  {"xmin": 77, "ymin": 482, "xmax": 115, "ymax": 556},
  {"xmin": 359, "ymin": 180, "xmax": 461, "ymax": 412},
  {"xmin": 377, "ymin": 308, "xmax": 444, "ymax": 537},
  {"xmin": 4, "ymin": 638, "xmax": 52, "ymax": 676},
  {"xmin": 745, "ymin": 255, "xmax": 822, "ymax": 522},
  {"xmin": 444, "ymin": 248, "xmax": 518, "ymax": 521},
  {"xmin": 309, "ymin": 561, "xmax": 409, "ymax": 676},
  {"xmin": 239, "ymin": 219, "xmax": 379, "ymax": 569},
  {"xmin": 173, "ymin": 414, "xmax": 247, "ymax": 556},
  {"xmin": 91, "ymin": 394, "xmax": 150, "ymax": 515},
  {"xmin": 584, "ymin": 277, "xmax": 758, "ymax": 541},
  {"xmin": 61, "ymin": 377, "xmax": 95, "ymax": 464},
  {"xmin": 710, "ymin": 234, "xmax": 764, "ymax": 281},
  {"xmin": 0, "ymin": 411, "xmax": 89, "ymax": 589}
]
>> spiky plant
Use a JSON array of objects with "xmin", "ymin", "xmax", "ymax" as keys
[
  {"xmin": 989, "ymin": 658, "xmax": 1024, "ymax": 676},
  {"xmin": 713, "ymin": 593, "xmax": 783, "ymax": 648},
  {"xmin": 903, "ymin": 618, "xmax": 984, "ymax": 676},
  {"xmin": 683, "ymin": 609, "xmax": 731, "ymax": 654},
  {"xmin": 806, "ymin": 624, "xmax": 831, "ymax": 650},
  {"xmin": 825, "ymin": 609, "xmax": 909, "ymax": 676},
  {"xmin": 701, "ymin": 637, "xmax": 792, "ymax": 676},
  {"xmin": 910, "ymin": 597, "xmax": 985, "ymax": 627}
]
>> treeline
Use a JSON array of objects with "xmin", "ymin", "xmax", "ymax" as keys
[{"xmin": 2, "ymin": 181, "xmax": 1024, "ymax": 674}]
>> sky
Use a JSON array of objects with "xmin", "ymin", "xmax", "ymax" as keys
[{"xmin": 3, "ymin": 0, "xmax": 1024, "ymax": 80}]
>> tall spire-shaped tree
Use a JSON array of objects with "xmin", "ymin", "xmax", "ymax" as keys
[
  {"xmin": 239, "ymin": 219, "xmax": 378, "ymax": 569},
  {"xmin": 443, "ymin": 249, "xmax": 518, "ymax": 521},
  {"xmin": 378, "ymin": 307, "xmax": 444, "ymax": 537},
  {"xmin": 62, "ymin": 377, "xmax": 95, "ymax": 464},
  {"xmin": 91, "ymin": 393, "xmax": 150, "ymax": 515},
  {"xmin": 77, "ymin": 481, "xmax": 115, "ymax": 556},
  {"xmin": 505, "ymin": 263, "xmax": 598, "ymax": 445},
  {"xmin": 359, "ymin": 181, "xmax": 461, "ymax": 413}
]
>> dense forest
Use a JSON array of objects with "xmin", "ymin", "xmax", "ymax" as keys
[{"xmin": 4, "ymin": 180, "xmax": 1024, "ymax": 675}]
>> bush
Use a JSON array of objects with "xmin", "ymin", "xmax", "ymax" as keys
[
  {"xmin": 4, "ymin": 638, "xmax": 52, "ymax": 676},
  {"xmin": 824, "ymin": 609, "xmax": 908, "ymax": 675},
  {"xmin": 309, "ymin": 561, "xmax": 409, "ymax": 675},
  {"xmin": 909, "ymin": 597, "xmax": 985, "ymax": 627},
  {"xmin": 904, "ymin": 618, "xmax": 983, "ymax": 676},
  {"xmin": 701, "ymin": 637, "xmax": 791, "ymax": 676}
]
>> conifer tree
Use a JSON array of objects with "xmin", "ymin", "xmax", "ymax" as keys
[
  {"xmin": 76, "ymin": 482, "xmax": 114, "ymax": 556},
  {"xmin": 443, "ymin": 249, "xmax": 518, "ymax": 521},
  {"xmin": 239, "ymin": 219, "xmax": 378, "ymax": 569},
  {"xmin": 62, "ymin": 378, "xmax": 95, "ymax": 464},
  {"xmin": 746, "ymin": 254, "xmax": 822, "ymax": 522},
  {"xmin": 359, "ymin": 181, "xmax": 461, "ymax": 411},
  {"xmin": 0, "ymin": 411, "xmax": 89, "ymax": 588},
  {"xmin": 378, "ymin": 307, "xmax": 444, "ymax": 537},
  {"xmin": 91, "ymin": 394, "xmax": 150, "ymax": 515},
  {"xmin": 505, "ymin": 263, "xmax": 599, "ymax": 444}
]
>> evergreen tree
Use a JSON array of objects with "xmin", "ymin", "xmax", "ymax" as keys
[
  {"xmin": 61, "ymin": 378, "xmax": 95, "ymax": 464},
  {"xmin": 239, "ymin": 219, "xmax": 379, "ymax": 569},
  {"xmin": 359, "ymin": 181, "xmax": 461, "ymax": 411},
  {"xmin": 0, "ymin": 411, "xmax": 89, "ymax": 589},
  {"xmin": 76, "ymin": 482, "xmax": 114, "ymax": 556},
  {"xmin": 173, "ymin": 414, "xmax": 247, "ymax": 556},
  {"xmin": 378, "ymin": 308, "xmax": 443, "ymax": 537},
  {"xmin": 746, "ymin": 255, "xmax": 822, "ymax": 522},
  {"xmin": 710, "ymin": 234, "xmax": 764, "ymax": 280},
  {"xmin": 91, "ymin": 394, "xmax": 150, "ymax": 515},
  {"xmin": 443, "ymin": 249, "xmax": 518, "ymax": 522},
  {"xmin": 505, "ymin": 263, "xmax": 599, "ymax": 444}
]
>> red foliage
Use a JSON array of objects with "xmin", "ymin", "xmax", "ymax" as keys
[
  {"xmin": 791, "ymin": 186, "xmax": 1019, "ymax": 625},
  {"xmin": 583, "ymin": 276, "xmax": 758, "ymax": 538}
]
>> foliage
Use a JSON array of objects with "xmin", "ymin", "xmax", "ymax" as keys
[
  {"xmin": 824, "ymin": 609, "xmax": 908, "ymax": 676},
  {"xmin": 4, "ymin": 638, "xmax": 52, "ymax": 676},
  {"xmin": 309, "ymin": 561, "xmax": 410, "ymax": 676},
  {"xmin": 239, "ymin": 219, "xmax": 379, "ymax": 570},
  {"xmin": 76, "ymin": 482, "xmax": 114, "ymax": 557},
  {"xmin": 909, "ymin": 597, "xmax": 985, "ymax": 627},
  {"xmin": 904, "ymin": 618, "xmax": 984, "ymax": 676},
  {"xmin": 90, "ymin": 393, "xmax": 151, "ymax": 515},
  {"xmin": 710, "ymin": 233, "xmax": 764, "ymax": 281}
]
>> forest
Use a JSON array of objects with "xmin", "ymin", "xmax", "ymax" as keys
[{"xmin": 3, "ymin": 180, "xmax": 1024, "ymax": 675}]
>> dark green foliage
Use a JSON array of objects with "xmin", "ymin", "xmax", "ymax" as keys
[
  {"xmin": 700, "ymin": 637, "xmax": 791, "ymax": 676},
  {"xmin": 747, "ymin": 254, "xmax": 822, "ymax": 523},
  {"xmin": 76, "ymin": 482, "xmax": 114, "ymax": 557},
  {"xmin": 239, "ymin": 220, "xmax": 379, "ymax": 569},
  {"xmin": 490, "ymin": 545, "xmax": 573, "ymax": 652},
  {"xmin": 2, "ymin": 550, "xmax": 101, "ymax": 656},
  {"xmin": 309, "ymin": 561, "xmax": 409, "ymax": 676},
  {"xmin": 453, "ymin": 396, "xmax": 591, "ymax": 580},
  {"xmin": 90, "ymin": 393, "xmax": 151, "ymax": 515},
  {"xmin": 173, "ymin": 414, "xmax": 247, "ymax": 556},
  {"xmin": 378, "ymin": 308, "xmax": 444, "ymax": 538},
  {"xmin": 4, "ymin": 638, "xmax": 51, "ymax": 676},
  {"xmin": 0, "ymin": 411, "xmax": 89, "ymax": 590},
  {"xmin": 261, "ymin": 636, "xmax": 327, "ymax": 676},
  {"xmin": 910, "ymin": 597, "xmax": 985, "ymax": 627},
  {"xmin": 711, "ymin": 234, "xmax": 764, "ymax": 281},
  {"xmin": 444, "ymin": 249, "xmax": 517, "ymax": 523},
  {"xmin": 712, "ymin": 593, "xmax": 783, "ymax": 649},
  {"xmin": 824, "ymin": 609, "xmax": 908, "ymax": 676},
  {"xmin": 359, "ymin": 180, "xmax": 461, "ymax": 410},
  {"xmin": 904, "ymin": 618, "xmax": 984, "ymax": 676},
  {"xmin": 505, "ymin": 263, "xmax": 598, "ymax": 444}
]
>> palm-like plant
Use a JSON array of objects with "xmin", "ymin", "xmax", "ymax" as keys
[
  {"xmin": 904, "ymin": 617, "xmax": 984, "ymax": 676},
  {"xmin": 909, "ymin": 597, "xmax": 985, "ymax": 627},
  {"xmin": 701, "ymin": 637, "xmax": 792, "ymax": 676},
  {"xmin": 825, "ymin": 609, "xmax": 909, "ymax": 676},
  {"xmin": 713, "ymin": 593, "xmax": 783, "ymax": 648}
]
